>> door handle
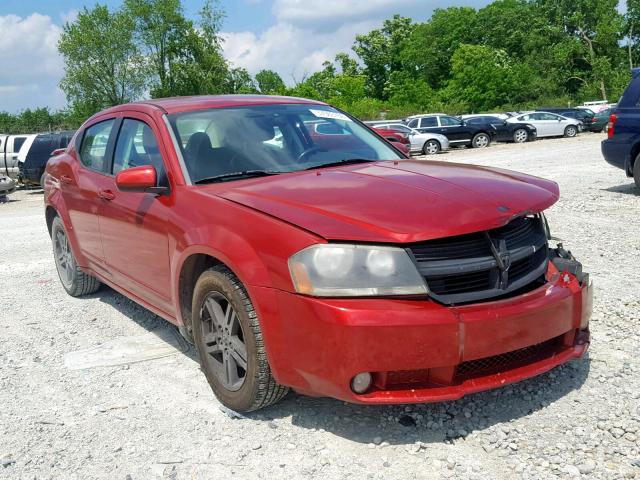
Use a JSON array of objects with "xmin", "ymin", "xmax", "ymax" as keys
[
  {"xmin": 98, "ymin": 189, "xmax": 115, "ymax": 201},
  {"xmin": 60, "ymin": 175, "xmax": 73, "ymax": 184}
]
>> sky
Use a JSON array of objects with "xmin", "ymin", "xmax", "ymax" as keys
[{"xmin": 0, "ymin": 0, "xmax": 492, "ymax": 113}]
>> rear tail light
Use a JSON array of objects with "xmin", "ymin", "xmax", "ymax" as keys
[{"xmin": 607, "ymin": 113, "xmax": 617, "ymax": 139}]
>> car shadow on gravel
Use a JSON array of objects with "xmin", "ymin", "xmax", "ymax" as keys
[
  {"xmin": 87, "ymin": 285, "xmax": 198, "ymax": 363},
  {"xmin": 258, "ymin": 357, "xmax": 590, "ymax": 446},
  {"xmin": 603, "ymin": 183, "xmax": 639, "ymax": 196}
]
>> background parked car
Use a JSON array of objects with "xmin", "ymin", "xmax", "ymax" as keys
[
  {"xmin": 373, "ymin": 122, "xmax": 450, "ymax": 155},
  {"xmin": 1, "ymin": 133, "xmax": 36, "ymax": 179},
  {"xmin": 601, "ymin": 67, "xmax": 640, "ymax": 188},
  {"xmin": 507, "ymin": 112, "xmax": 581, "ymax": 138},
  {"xmin": 537, "ymin": 108, "xmax": 597, "ymax": 131},
  {"xmin": 18, "ymin": 131, "xmax": 74, "ymax": 187},
  {"xmin": 592, "ymin": 108, "xmax": 612, "ymax": 133},
  {"xmin": 0, "ymin": 175, "xmax": 16, "ymax": 198},
  {"xmin": 405, "ymin": 114, "xmax": 494, "ymax": 148},
  {"xmin": 461, "ymin": 115, "xmax": 537, "ymax": 143}
]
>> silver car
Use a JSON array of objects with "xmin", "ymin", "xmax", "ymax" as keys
[
  {"xmin": 506, "ymin": 111, "xmax": 581, "ymax": 138},
  {"xmin": 373, "ymin": 123, "xmax": 450, "ymax": 155}
]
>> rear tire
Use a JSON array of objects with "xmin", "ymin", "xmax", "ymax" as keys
[
  {"xmin": 192, "ymin": 265, "xmax": 288, "ymax": 412},
  {"xmin": 51, "ymin": 216, "xmax": 101, "ymax": 297},
  {"xmin": 633, "ymin": 154, "xmax": 640, "ymax": 189},
  {"xmin": 422, "ymin": 139, "xmax": 441, "ymax": 155},
  {"xmin": 472, "ymin": 133, "xmax": 491, "ymax": 148},
  {"xmin": 564, "ymin": 125, "xmax": 578, "ymax": 137}
]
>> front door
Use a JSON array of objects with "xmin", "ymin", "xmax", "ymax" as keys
[
  {"xmin": 438, "ymin": 116, "xmax": 470, "ymax": 143},
  {"xmin": 98, "ymin": 114, "xmax": 173, "ymax": 315}
]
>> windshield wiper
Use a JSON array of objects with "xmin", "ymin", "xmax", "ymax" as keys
[
  {"xmin": 304, "ymin": 158, "xmax": 376, "ymax": 170},
  {"xmin": 195, "ymin": 170, "xmax": 283, "ymax": 184}
]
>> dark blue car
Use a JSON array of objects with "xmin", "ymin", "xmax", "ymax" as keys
[{"xmin": 601, "ymin": 67, "xmax": 640, "ymax": 188}]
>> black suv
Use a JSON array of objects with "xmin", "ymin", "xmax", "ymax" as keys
[
  {"xmin": 601, "ymin": 68, "xmax": 640, "ymax": 188},
  {"xmin": 406, "ymin": 114, "xmax": 495, "ymax": 148},
  {"xmin": 463, "ymin": 116, "xmax": 537, "ymax": 143},
  {"xmin": 537, "ymin": 108, "xmax": 598, "ymax": 132},
  {"xmin": 18, "ymin": 132, "xmax": 74, "ymax": 187}
]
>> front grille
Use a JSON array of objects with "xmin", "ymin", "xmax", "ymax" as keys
[
  {"xmin": 454, "ymin": 336, "xmax": 563, "ymax": 381},
  {"xmin": 408, "ymin": 215, "xmax": 548, "ymax": 305}
]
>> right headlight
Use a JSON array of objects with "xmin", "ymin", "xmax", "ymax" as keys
[{"xmin": 288, "ymin": 244, "xmax": 428, "ymax": 297}]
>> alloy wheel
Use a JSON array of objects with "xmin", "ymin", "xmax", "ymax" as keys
[
  {"xmin": 424, "ymin": 140, "xmax": 440, "ymax": 155},
  {"xmin": 514, "ymin": 129, "xmax": 528, "ymax": 143},
  {"xmin": 199, "ymin": 292, "xmax": 248, "ymax": 392},
  {"xmin": 54, "ymin": 229, "xmax": 74, "ymax": 288},
  {"xmin": 473, "ymin": 134, "xmax": 490, "ymax": 148}
]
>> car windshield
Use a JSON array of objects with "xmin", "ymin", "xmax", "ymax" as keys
[{"xmin": 168, "ymin": 104, "xmax": 403, "ymax": 184}]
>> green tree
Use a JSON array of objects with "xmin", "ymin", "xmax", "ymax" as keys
[
  {"xmin": 353, "ymin": 15, "xmax": 415, "ymax": 99},
  {"xmin": 58, "ymin": 5, "xmax": 146, "ymax": 114},
  {"xmin": 539, "ymin": 0, "xmax": 624, "ymax": 100},
  {"xmin": 255, "ymin": 70, "xmax": 286, "ymax": 95},
  {"xmin": 400, "ymin": 8, "xmax": 478, "ymax": 89},
  {"xmin": 446, "ymin": 44, "xmax": 532, "ymax": 111},
  {"xmin": 226, "ymin": 67, "xmax": 258, "ymax": 93}
]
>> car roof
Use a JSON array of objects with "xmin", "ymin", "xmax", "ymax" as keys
[{"xmin": 96, "ymin": 95, "xmax": 327, "ymax": 117}]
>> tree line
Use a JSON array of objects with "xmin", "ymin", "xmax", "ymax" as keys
[{"xmin": 1, "ymin": 0, "xmax": 638, "ymax": 133}]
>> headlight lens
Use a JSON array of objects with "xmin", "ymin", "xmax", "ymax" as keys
[{"xmin": 289, "ymin": 244, "xmax": 428, "ymax": 297}]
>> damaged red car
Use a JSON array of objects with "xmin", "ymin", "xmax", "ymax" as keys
[{"xmin": 44, "ymin": 95, "xmax": 592, "ymax": 412}]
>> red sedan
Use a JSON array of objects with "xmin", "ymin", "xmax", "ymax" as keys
[{"xmin": 44, "ymin": 95, "xmax": 592, "ymax": 412}]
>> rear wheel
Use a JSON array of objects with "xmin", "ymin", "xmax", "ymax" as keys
[
  {"xmin": 192, "ymin": 266, "xmax": 288, "ymax": 412},
  {"xmin": 513, "ymin": 129, "xmax": 528, "ymax": 143},
  {"xmin": 564, "ymin": 125, "xmax": 578, "ymax": 137},
  {"xmin": 422, "ymin": 139, "xmax": 441, "ymax": 155},
  {"xmin": 472, "ymin": 133, "xmax": 491, "ymax": 148},
  {"xmin": 634, "ymin": 154, "xmax": 640, "ymax": 189},
  {"xmin": 51, "ymin": 216, "xmax": 101, "ymax": 296}
]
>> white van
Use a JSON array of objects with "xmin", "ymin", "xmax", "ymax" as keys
[{"xmin": 1, "ymin": 134, "xmax": 37, "ymax": 179}]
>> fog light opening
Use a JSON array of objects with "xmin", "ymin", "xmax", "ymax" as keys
[{"xmin": 351, "ymin": 372, "xmax": 372, "ymax": 394}]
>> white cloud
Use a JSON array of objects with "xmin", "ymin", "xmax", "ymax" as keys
[
  {"xmin": 223, "ymin": 20, "xmax": 377, "ymax": 84},
  {"xmin": 0, "ymin": 13, "xmax": 65, "ymax": 113},
  {"xmin": 273, "ymin": 0, "xmax": 421, "ymax": 32}
]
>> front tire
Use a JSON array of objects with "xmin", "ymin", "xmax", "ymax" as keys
[
  {"xmin": 471, "ymin": 133, "xmax": 491, "ymax": 148},
  {"xmin": 633, "ymin": 155, "xmax": 640, "ymax": 189},
  {"xmin": 564, "ymin": 125, "xmax": 578, "ymax": 137},
  {"xmin": 51, "ymin": 216, "xmax": 101, "ymax": 296},
  {"xmin": 422, "ymin": 139, "xmax": 441, "ymax": 155},
  {"xmin": 513, "ymin": 129, "xmax": 528, "ymax": 143},
  {"xmin": 192, "ymin": 266, "xmax": 288, "ymax": 412}
]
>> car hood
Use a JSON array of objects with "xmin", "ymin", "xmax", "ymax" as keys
[{"xmin": 213, "ymin": 160, "xmax": 559, "ymax": 243}]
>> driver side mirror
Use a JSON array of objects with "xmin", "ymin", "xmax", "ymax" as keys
[{"xmin": 116, "ymin": 165, "xmax": 167, "ymax": 195}]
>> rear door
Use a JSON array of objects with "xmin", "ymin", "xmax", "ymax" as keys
[
  {"xmin": 63, "ymin": 117, "xmax": 118, "ymax": 270},
  {"xmin": 98, "ymin": 113, "xmax": 173, "ymax": 314}
]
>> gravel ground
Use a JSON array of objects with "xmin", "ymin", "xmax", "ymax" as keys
[{"xmin": 1, "ymin": 133, "xmax": 639, "ymax": 480}]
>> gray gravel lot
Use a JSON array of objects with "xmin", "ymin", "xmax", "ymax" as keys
[{"xmin": 1, "ymin": 133, "xmax": 639, "ymax": 479}]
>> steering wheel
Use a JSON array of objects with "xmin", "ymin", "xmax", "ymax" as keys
[{"xmin": 297, "ymin": 145, "xmax": 325, "ymax": 162}]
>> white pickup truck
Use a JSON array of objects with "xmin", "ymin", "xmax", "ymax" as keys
[{"xmin": 1, "ymin": 134, "xmax": 36, "ymax": 179}]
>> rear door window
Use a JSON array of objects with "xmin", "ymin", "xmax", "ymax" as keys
[
  {"xmin": 420, "ymin": 117, "xmax": 438, "ymax": 127},
  {"xmin": 79, "ymin": 119, "xmax": 116, "ymax": 173}
]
